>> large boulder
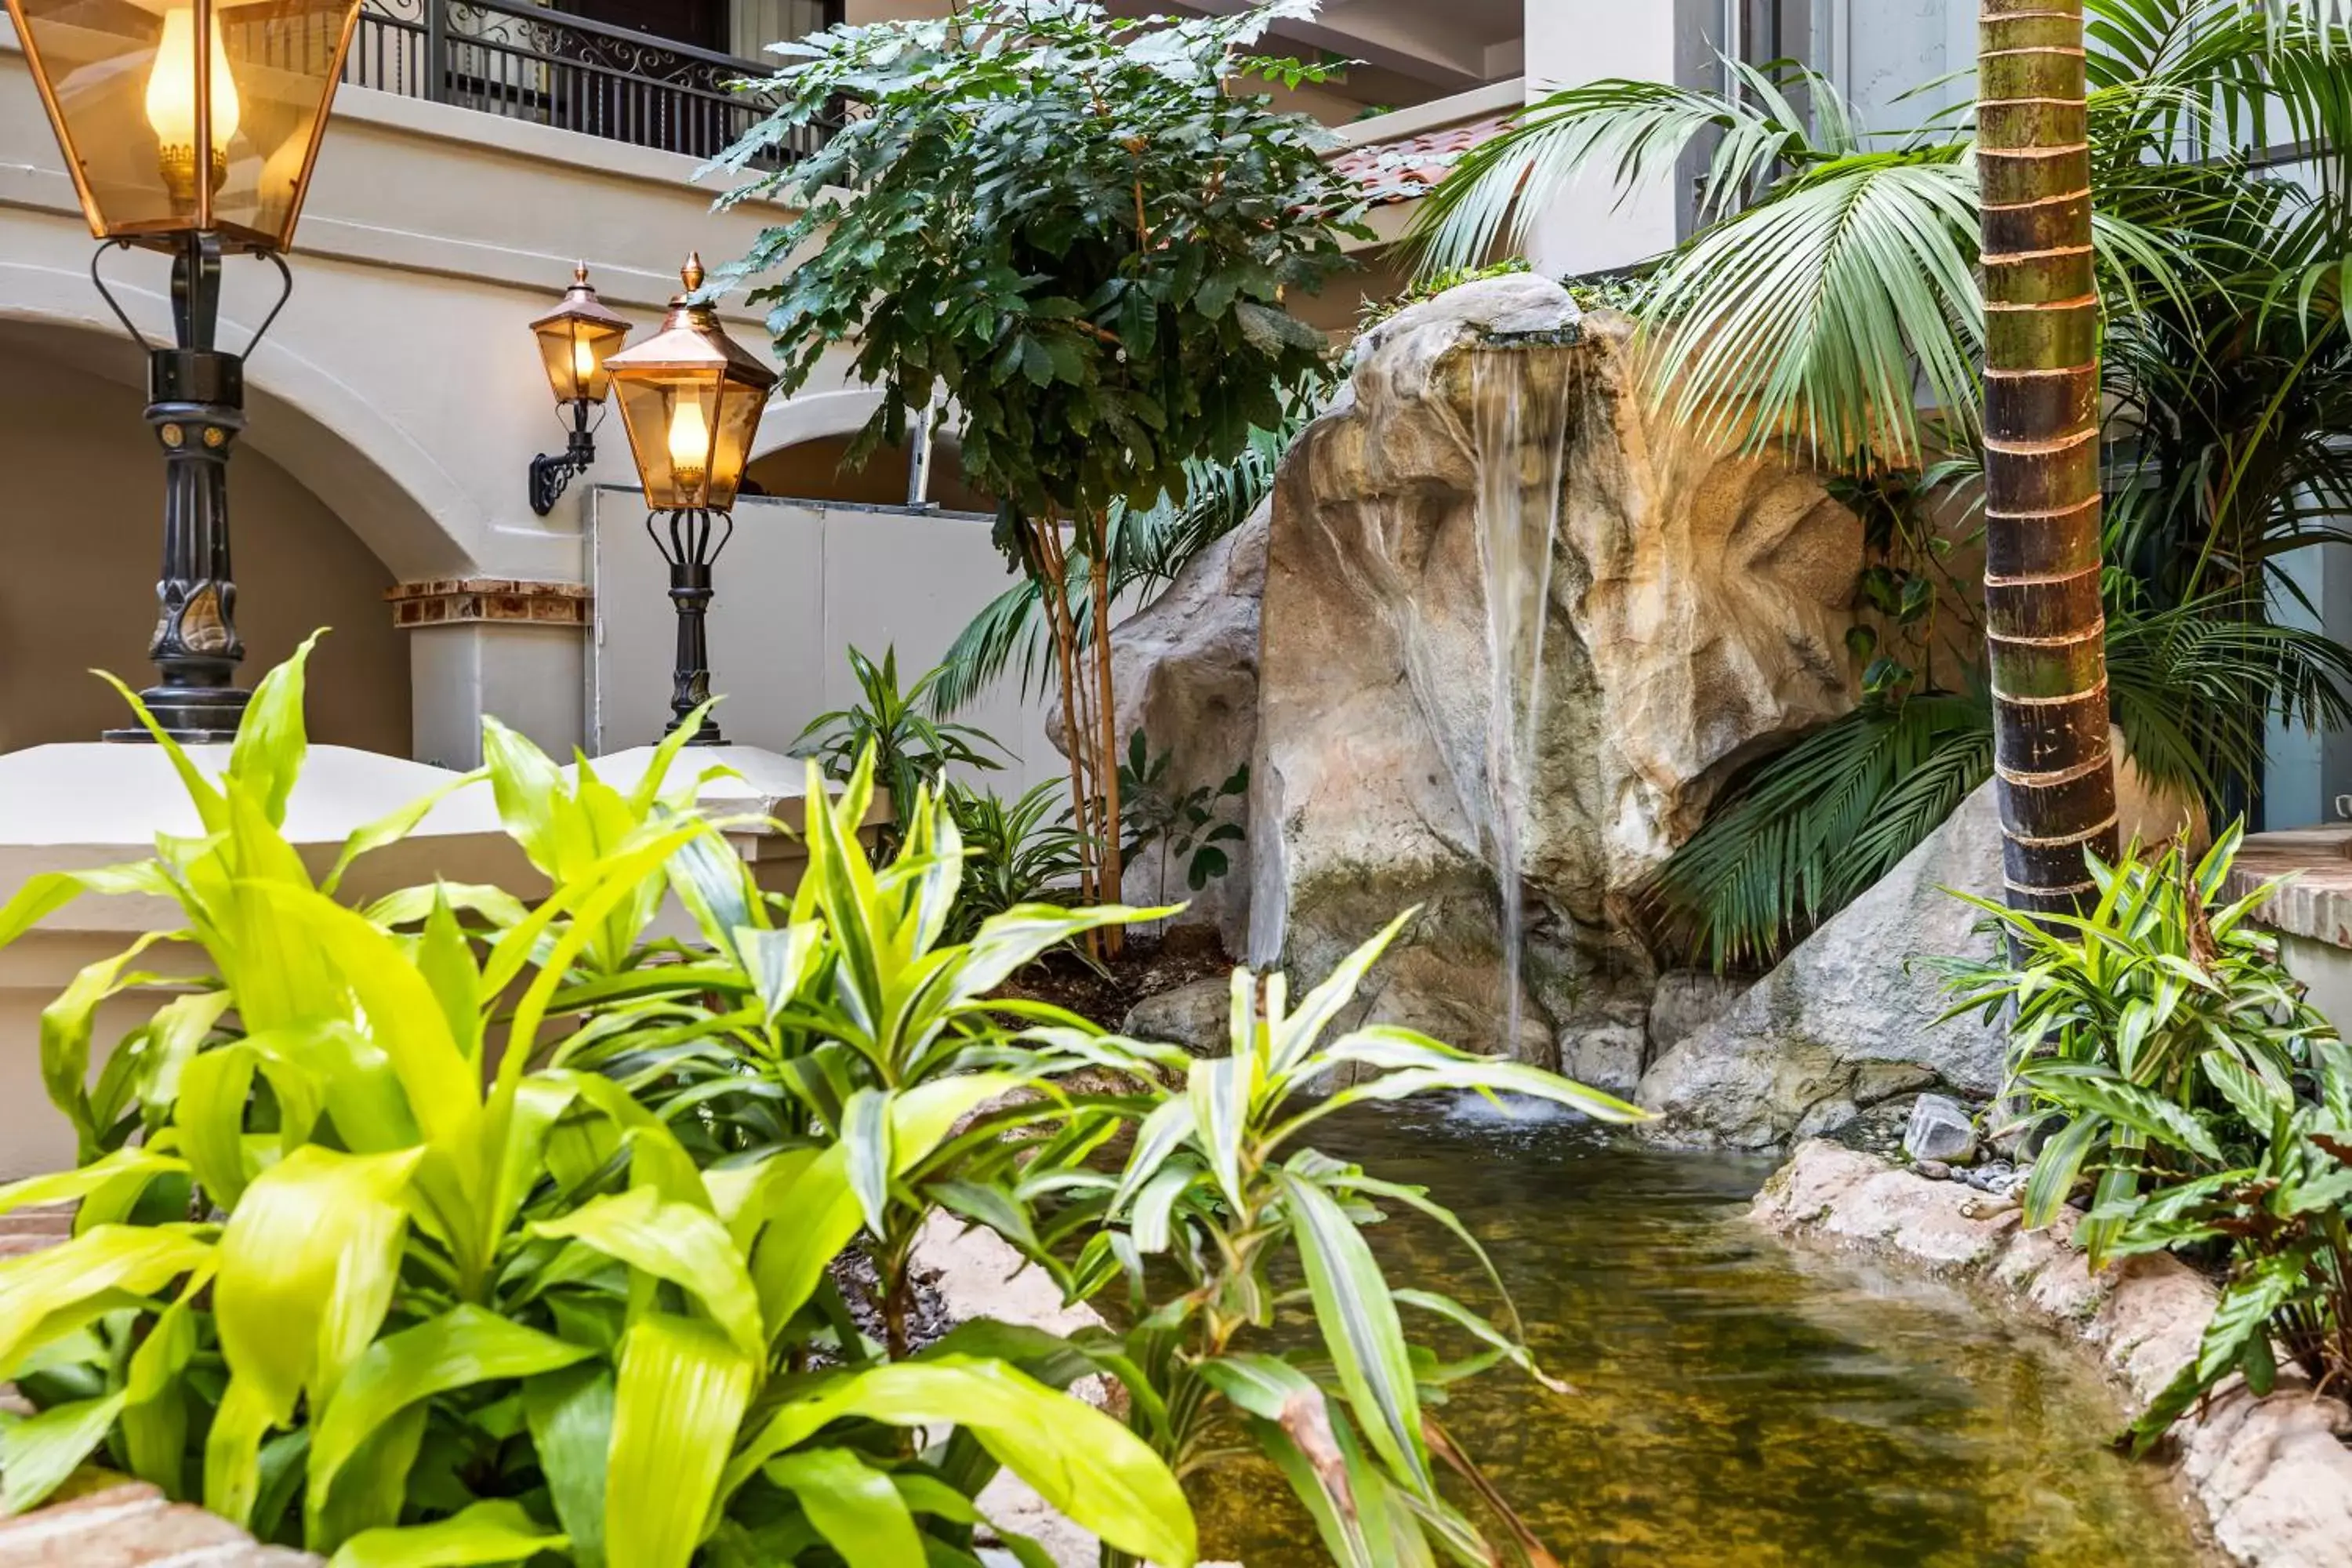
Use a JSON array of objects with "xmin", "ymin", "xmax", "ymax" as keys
[
  {"xmin": 1637, "ymin": 783, "xmax": 2009, "ymax": 1149},
  {"xmin": 1639, "ymin": 757, "xmax": 2207, "ymax": 1149},
  {"xmin": 1246, "ymin": 274, "xmax": 1864, "ymax": 1066}
]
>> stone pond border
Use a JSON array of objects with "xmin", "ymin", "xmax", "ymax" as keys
[{"xmin": 1754, "ymin": 1140, "xmax": 2352, "ymax": 1568}]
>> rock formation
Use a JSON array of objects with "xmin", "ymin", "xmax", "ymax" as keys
[
  {"xmin": 1245, "ymin": 274, "xmax": 1864, "ymax": 1076},
  {"xmin": 1639, "ymin": 757, "xmax": 2205, "ymax": 1147}
]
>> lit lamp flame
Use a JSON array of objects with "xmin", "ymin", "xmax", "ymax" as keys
[
  {"xmin": 147, "ymin": 2, "xmax": 241, "ymax": 204},
  {"xmin": 572, "ymin": 335, "xmax": 598, "ymax": 386},
  {"xmin": 666, "ymin": 397, "xmax": 710, "ymax": 497}
]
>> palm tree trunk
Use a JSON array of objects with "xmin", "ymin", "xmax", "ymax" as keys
[{"xmin": 1979, "ymin": 0, "xmax": 2119, "ymax": 916}]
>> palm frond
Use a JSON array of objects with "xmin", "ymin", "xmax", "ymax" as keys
[
  {"xmin": 1406, "ymin": 63, "xmax": 1853, "ymax": 278},
  {"xmin": 1644, "ymin": 154, "xmax": 1982, "ymax": 466},
  {"xmin": 2105, "ymin": 586, "xmax": 2352, "ymax": 799},
  {"xmin": 1638, "ymin": 691, "xmax": 1993, "ymax": 972}
]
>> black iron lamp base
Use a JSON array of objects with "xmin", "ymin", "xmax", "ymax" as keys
[
  {"xmin": 649, "ymin": 507, "xmax": 733, "ymax": 746},
  {"xmin": 89, "ymin": 233, "xmax": 283, "ymax": 746}
]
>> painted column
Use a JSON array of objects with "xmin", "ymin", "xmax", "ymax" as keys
[
  {"xmin": 1520, "ymin": 0, "xmax": 1719, "ymax": 277},
  {"xmin": 388, "ymin": 579, "xmax": 590, "ymax": 768}
]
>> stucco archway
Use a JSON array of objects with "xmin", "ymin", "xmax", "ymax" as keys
[
  {"xmin": 745, "ymin": 387, "xmax": 996, "ymax": 513},
  {"xmin": 0, "ymin": 312, "xmax": 415, "ymax": 754},
  {"xmin": 0, "ymin": 258, "xmax": 481, "ymax": 583}
]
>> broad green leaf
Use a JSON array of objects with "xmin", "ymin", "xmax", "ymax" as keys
[
  {"xmin": 1, "ymin": 1391, "xmax": 127, "ymax": 1514},
  {"xmin": 322, "ymin": 772, "xmax": 492, "ymax": 898},
  {"xmin": 0, "ymin": 1148, "xmax": 187, "ymax": 1220},
  {"xmin": 745, "ymin": 1145, "xmax": 865, "ymax": 1337},
  {"xmin": 1188, "ymin": 1056, "xmax": 1251, "ymax": 1216},
  {"xmin": 203, "ymin": 1374, "xmax": 278, "ymax": 1526},
  {"xmin": 842, "ymin": 1087, "xmax": 895, "ymax": 1237},
  {"xmin": 606, "ymin": 1314, "xmax": 757, "ymax": 1568},
  {"xmin": 532, "ymin": 1187, "xmax": 764, "ymax": 1362},
  {"xmin": 482, "ymin": 716, "xmax": 571, "ymax": 877},
  {"xmin": 1277, "ymin": 1171, "xmax": 1429, "ymax": 1492},
  {"xmin": 722, "ymin": 1357, "xmax": 1194, "ymax": 1568},
  {"xmin": 240, "ymin": 883, "xmax": 479, "ymax": 1154},
  {"xmin": 310, "ymin": 1306, "xmax": 594, "ymax": 1533},
  {"xmin": 526, "ymin": 1363, "xmax": 615, "ymax": 1568},
  {"xmin": 328, "ymin": 1500, "xmax": 568, "ymax": 1568},
  {"xmin": 213, "ymin": 1145, "xmax": 421, "ymax": 1425},
  {"xmin": 122, "ymin": 1290, "xmax": 198, "ymax": 1495},
  {"xmin": 227, "ymin": 630, "xmax": 321, "ymax": 828},
  {"xmin": 0, "ymin": 1225, "xmax": 211, "ymax": 1378},
  {"xmin": 1112, "ymin": 1098, "xmax": 1198, "ymax": 1214},
  {"xmin": 763, "ymin": 1448, "xmax": 924, "ymax": 1568},
  {"xmin": 1271, "ymin": 910, "xmax": 1413, "ymax": 1076},
  {"xmin": 734, "ymin": 923, "xmax": 823, "ymax": 1023}
]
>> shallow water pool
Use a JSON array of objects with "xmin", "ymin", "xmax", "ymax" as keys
[{"xmin": 1194, "ymin": 1102, "xmax": 2209, "ymax": 1567}]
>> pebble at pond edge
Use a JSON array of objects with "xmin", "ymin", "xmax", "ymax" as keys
[{"xmin": 1754, "ymin": 1140, "xmax": 2352, "ymax": 1568}]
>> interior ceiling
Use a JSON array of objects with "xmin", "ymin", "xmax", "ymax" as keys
[{"xmin": 1109, "ymin": 0, "xmax": 1524, "ymax": 97}]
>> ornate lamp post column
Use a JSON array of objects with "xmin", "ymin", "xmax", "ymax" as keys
[
  {"xmin": 601, "ymin": 254, "xmax": 778, "ymax": 747},
  {"xmin": 5, "ymin": 0, "xmax": 372, "ymax": 741}
]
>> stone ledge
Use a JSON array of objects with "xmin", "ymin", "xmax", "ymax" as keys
[
  {"xmin": 1755, "ymin": 1140, "xmax": 2352, "ymax": 1568},
  {"xmin": 386, "ymin": 578, "xmax": 591, "ymax": 630},
  {"xmin": 0, "ymin": 1480, "xmax": 317, "ymax": 1566},
  {"xmin": 2223, "ymin": 827, "xmax": 2352, "ymax": 949}
]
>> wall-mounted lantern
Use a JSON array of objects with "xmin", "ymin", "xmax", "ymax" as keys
[{"xmin": 527, "ymin": 263, "xmax": 629, "ymax": 515}]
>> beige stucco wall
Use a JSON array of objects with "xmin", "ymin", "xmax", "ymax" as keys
[{"xmin": 0, "ymin": 330, "xmax": 411, "ymax": 754}]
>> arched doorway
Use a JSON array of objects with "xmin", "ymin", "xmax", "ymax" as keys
[{"xmin": 0, "ymin": 319, "xmax": 413, "ymax": 753}]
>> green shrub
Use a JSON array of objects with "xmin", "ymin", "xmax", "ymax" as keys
[
  {"xmin": 1018, "ymin": 914, "xmax": 1646, "ymax": 1567},
  {"xmin": 942, "ymin": 779, "xmax": 1090, "ymax": 943},
  {"xmin": 0, "ymin": 642, "xmax": 1191, "ymax": 1568},
  {"xmin": 1932, "ymin": 829, "xmax": 2352, "ymax": 1449},
  {"xmin": 1118, "ymin": 731, "xmax": 1248, "ymax": 898},
  {"xmin": 792, "ymin": 645, "xmax": 1004, "ymax": 856}
]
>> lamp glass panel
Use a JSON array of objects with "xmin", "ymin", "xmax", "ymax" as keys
[
  {"xmin": 5, "ymin": 0, "xmax": 360, "ymax": 246},
  {"xmin": 707, "ymin": 378, "xmax": 766, "ymax": 512},
  {"xmin": 615, "ymin": 372, "xmax": 727, "ymax": 510},
  {"xmin": 213, "ymin": 0, "xmax": 363, "ymax": 247},
  {"xmin": 534, "ymin": 317, "xmax": 626, "ymax": 405}
]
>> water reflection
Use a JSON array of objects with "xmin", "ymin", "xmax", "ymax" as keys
[{"xmin": 1195, "ymin": 1103, "xmax": 2208, "ymax": 1567}]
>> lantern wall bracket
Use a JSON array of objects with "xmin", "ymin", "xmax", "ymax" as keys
[{"xmin": 529, "ymin": 401, "xmax": 601, "ymax": 516}]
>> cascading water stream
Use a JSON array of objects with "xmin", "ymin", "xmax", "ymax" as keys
[{"xmin": 1468, "ymin": 341, "xmax": 1572, "ymax": 1054}]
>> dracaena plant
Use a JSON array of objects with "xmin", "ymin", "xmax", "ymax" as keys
[
  {"xmin": 1931, "ymin": 826, "xmax": 2350, "ymax": 1258},
  {"xmin": 1931, "ymin": 828, "xmax": 2352, "ymax": 1456},
  {"xmin": 610, "ymin": 749, "xmax": 1168, "ymax": 1362},
  {"xmin": 0, "ymin": 643, "xmax": 1198, "ymax": 1568},
  {"xmin": 2100, "ymin": 1092, "xmax": 2352, "ymax": 1453},
  {"xmin": 792, "ymin": 645, "xmax": 1006, "ymax": 858},
  {"xmin": 1004, "ymin": 913, "xmax": 1646, "ymax": 1568}
]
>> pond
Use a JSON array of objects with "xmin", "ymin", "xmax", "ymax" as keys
[{"xmin": 1193, "ymin": 1102, "xmax": 2211, "ymax": 1568}]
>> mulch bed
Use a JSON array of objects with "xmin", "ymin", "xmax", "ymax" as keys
[{"xmin": 989, "ymin": 925, "xmax": 1232, "ymax": 1031}]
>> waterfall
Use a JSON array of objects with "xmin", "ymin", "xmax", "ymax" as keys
[{"xmin": 1469, "ymin": 341, "xmax": 1572, "ymax": 1054}]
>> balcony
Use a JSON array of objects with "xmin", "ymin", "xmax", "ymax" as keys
[{"xmin": 343, "ymin": 0, "xmax": 829, "ymax": 166}]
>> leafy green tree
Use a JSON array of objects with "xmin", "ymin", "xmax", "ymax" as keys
[{"xmin": 710, "ymin": 1, "xmax": 1365, "ymax": 938}]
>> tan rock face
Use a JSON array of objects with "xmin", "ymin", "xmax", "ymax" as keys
[{"xmin": 1247, "ymin": 275, "xmax": 1862, "ymax": 1065}]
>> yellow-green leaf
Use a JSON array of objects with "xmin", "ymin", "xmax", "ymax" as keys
[{"xmin": 605, "ymin": 1314, "xmax": 755, "ymax": 1568}]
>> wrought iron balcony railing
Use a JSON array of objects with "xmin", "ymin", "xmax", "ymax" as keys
[{"xmin": 345, "ymin": 0, "xmax": 828, "ymax": 169}]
